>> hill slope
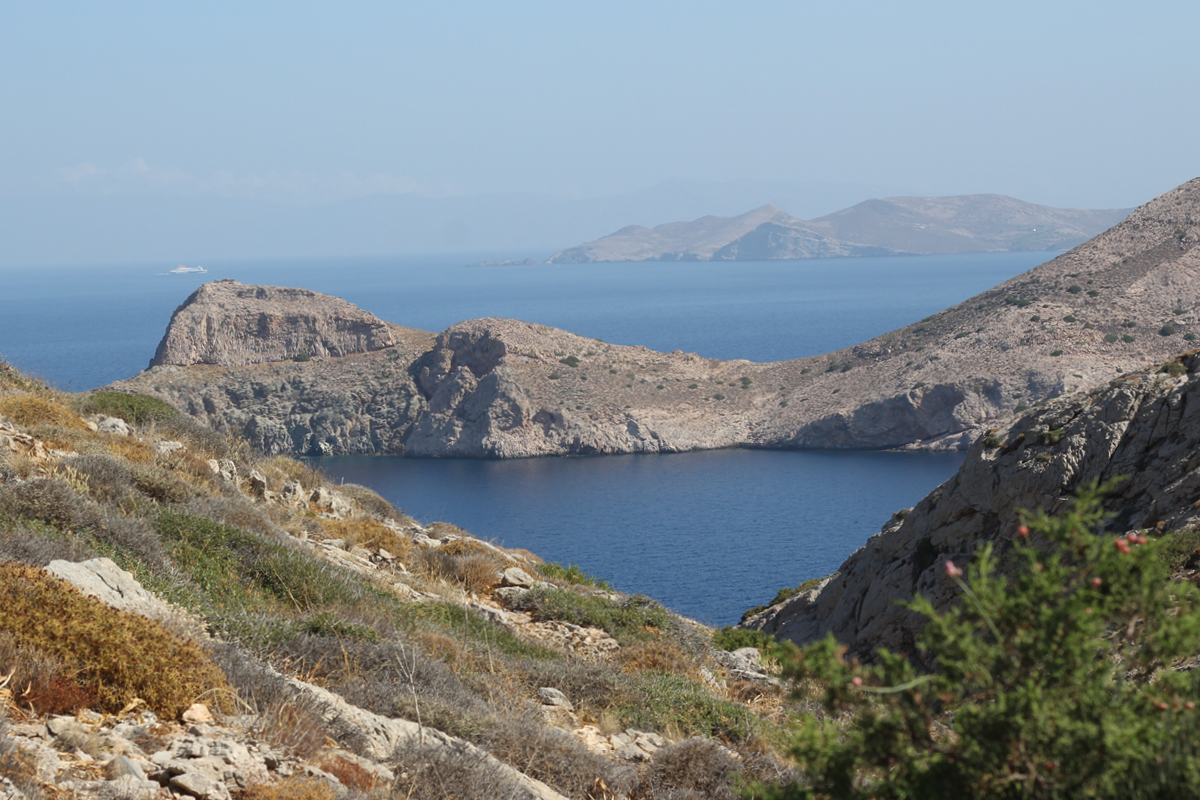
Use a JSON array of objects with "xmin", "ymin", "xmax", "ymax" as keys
[{"xmin": 0, "ymin": 361, "xmax": 795, "ymax": 798}]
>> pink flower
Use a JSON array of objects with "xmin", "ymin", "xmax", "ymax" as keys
[
  {"xmin": 944, "ymin": 561, "xmax": 963, "ymax": 578},
  {"xmin": 1115, "ymin": 539, "xmax": 1131, "ymax": 554},
  {"xmin": 1158, "ymin": 701, "xmax": 1170, "ymax": 711},
  {"xmin": 1187, "ymin": 701, "xmax": 1195, "ymax": 710},
  {"xmin": 1092, "ymin": 577, "xmax": 1103, "ymax": 588},
  {"xmin": 851, "ymin": 676, "xmax": 863, "ymax": 687},
  {"xmin": 1017, "ymin": 525, "xmax": 1030, "ymax": 538}
]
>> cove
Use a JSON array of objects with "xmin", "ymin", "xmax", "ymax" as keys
[{"xmin": 314, "ymin": 447, "xmax": 966, "ymax": 626}]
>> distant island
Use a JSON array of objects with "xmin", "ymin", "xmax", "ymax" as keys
[{"xmin": 547, "ymin": 194, "xmax": 1133, "ymax": 263}]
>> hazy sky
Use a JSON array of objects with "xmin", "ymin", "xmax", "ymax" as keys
[{"xmin": 2, "ymin": 1, "xmax": 1198, "ymax": 214}]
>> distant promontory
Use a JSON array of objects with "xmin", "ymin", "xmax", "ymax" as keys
[
  {"xmin": 103, "ymin": 179, "xmax": 1200, "ymax": 459},
  {"xmin": 546, "ymin": 195, "xmax": 1133, "ymax": 263}
]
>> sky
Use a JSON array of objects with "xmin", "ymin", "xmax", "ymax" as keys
[{"xmin": 2, "ymin": 1, "xmax": 1199, "ymax": 264}]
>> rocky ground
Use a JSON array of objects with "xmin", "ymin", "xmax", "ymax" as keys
[
  {"xmin": 107, "ymin": 179, "xmax": 1200, "ymax": 458},
  {"xmin": 744, "ymin": 346, "xmax": 1200, "ymax": 660}
]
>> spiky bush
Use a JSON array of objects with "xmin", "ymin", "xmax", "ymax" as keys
[
  {"xmin": 0, "ymin": 562, "xmax": 229, "ymax": 717},
  {"xmin": 81, "ymin": 391, "xmax": 179, "ymax": 425},
  {"xmin": 766, "ymin": 480, "xmax": 1200, "ymax": 800}
]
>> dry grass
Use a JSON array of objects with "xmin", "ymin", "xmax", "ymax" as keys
[
  {"xmin": 0, "ymin": 562, "xmax": 230, "ymax": 717},
  {"xmin": 317, "ymin": 518, "xmax": 411, "ymax": 557},
  {"xmin": 0, "ymin": 394, "xmax": 90, "ymax": 431},
  {"xmin": 616, "ymin": 640, "xmax": 695, "ymax": 676},
  {"xmin": 243, "ymin": 776, "xmax": 338, "ymax": 800}
]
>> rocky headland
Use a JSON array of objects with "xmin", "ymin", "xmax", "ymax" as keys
[
  {"xmin": 547, "ymin": 194, "xmax": 1132, "ymax": 264},
  {"xmin": 106, "ymin": 179, "xmax": 1200, "ymax": 458}
]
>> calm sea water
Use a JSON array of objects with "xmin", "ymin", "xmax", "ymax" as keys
[{"xmin": 0, "ymin": 250, "xmax": 1050, "ymax": 622}]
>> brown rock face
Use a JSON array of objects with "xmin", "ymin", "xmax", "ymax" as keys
[
  {"xmin": 745, "ymin": 350, "xmax": 1200, "ymax": 661},
  {"xmin": 148, "ymin": 280, "xmax": 395, "ymax": 368}
]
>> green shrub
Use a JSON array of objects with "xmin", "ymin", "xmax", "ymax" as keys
[
  {"xmin": 1030, "ymin": 315, "xmax": 1041, "ymax": 322},
  {"xmin": 1014, "ymin": 403, "xmax": 1029, "ymax": 413},
  {"xmin": 1039, "ymin": 428, "xmax": 1066, "ymax": 445},
  {"xmin": 768, "ymin": 480, "xmax": 1200, "ymax": 800},
  {"xmin": 1063, "ymin": 315, "xmax": 1077, "ymax": 323},
  {"xmin": 1088, "ymin": 289, "xmax": 1100, "ymax": 297},
  {"xmin": 82, "ymin": 391, "xmax": 179, "ymax": 425},
  {"xmin": 1005, "ymin": 297, "xmax": 1034, "ymax": 307},
  {"xmin": 548, "ymin": 372, "xmax": 561, "ymax": 380},
  {"xmin": 713, "ymin": 626, "xmax": 774, "ymax": 652},
  {"xmin": 513, "ymin": 588, "xmax": 670, "ymax": 645},
  {"xmin": 537, "ymin": 561, "xmax": 611, "ymax": 590},
  {"xmin": 1186, "ymin": 333, "xmax": 1198, "ymax": 342},
  {"xmin": 292, "ymin": 352, "xmax": 312, "ymax": 362},
  {"xmin": 713, "ymin": 393, "xmax": 726, "ymax": 401},
  {"xmin": 1066, "ymin": 284, "xmax": 1082, "ymax": 293},
  {"xmin": 558, "ymin": 355, "xmax": 580, "ymax": 368},
  {"xmin": 740, "ymin": 377, "xmax": 753, "ymax": 388},
  {"xmin": 1122, "ymin": 334, "xmax": 1136, "ymax": 343},
  {"xmin": 1161, "ymin": 360, "xmax": 1188, "ymax": 377},
  {"xmin": 1104, "ymin": 333, "xmax": 1120, "ymax": 343},
  {"xmin": 1050, "ymin": 350, "xmax": 1064, "ymax": 357}
]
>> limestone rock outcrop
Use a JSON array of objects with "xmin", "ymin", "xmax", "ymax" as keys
[
  {"xmin": 745, "ymin": 350, "xmax": 1200, "ymax": 661},
  {"xmin": 149, "ymin": 280, "xmax": 395, "ymax": 368}
]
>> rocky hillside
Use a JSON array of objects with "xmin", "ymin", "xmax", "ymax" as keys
[
  {"xmin": 106, "ymin": 178, "xmax": 1200, "ymax": 458},
  {"xmin": 0, "ymin": 360, "xmax": 796, "ymax": 799},
  {"xmin": 744, "ymin": 347, "xmax": 1200, "ymax": 661},
  {"xmin": 546, "ymin": 194, "xmax": 1131, "ymax": 263},
  {"xmin": 149, "ymin": 280, "xmax": 397, "ymax": 368}
]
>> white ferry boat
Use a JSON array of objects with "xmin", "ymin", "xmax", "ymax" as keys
[{"xmin": 169, "ymin": 265, "xmax": 208, "ymax": 274}]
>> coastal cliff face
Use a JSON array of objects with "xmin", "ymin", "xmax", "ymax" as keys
[
  {"xmin": 149, "ymin": 280, "xmax": 396, "ymax": 368},
  {"xmin": 109, "ymin": 178, "xmax": 1200, "ymax": 457},
  {"xmin": 745, "ymin": 349, "xmax": 1200, "ymax": 660}
]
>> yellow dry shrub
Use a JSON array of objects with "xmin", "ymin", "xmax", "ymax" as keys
[
  {"xmin": 106, "ymin": 435, "xmax": 157, "ymax": 464},
  {"xmin": 440, "ymin": 537, "xmax": 509, "ymax": 561},
  {"xmin": 243, "ymin": 776, "xmax": 337, "ymax": 800},
  {"xmin": 615, "ymin": 640, "xmax": 695, "ymax": 676},
  {"xmin": 0, "ymin": 394, "xmax": 90, "ymax": 431},
  {"xmin": 317, "ymin": 518, "xmax": 411, "ymax": 558},
  {"xmin": 0, "ymin": 563, "xmax": 230, "ymax": 718}
]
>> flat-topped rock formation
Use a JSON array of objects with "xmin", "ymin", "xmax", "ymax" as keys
[
  {"xmin": 547, "ymin": 195, "xmax": 1133, "ymax": 263},
  {"xmin": 744, "ymin": 348, "xmax": 1200, "ymax": 661},
  {"xmin": 149, "ymin": 279, "xmax": 396, "ymax": 368},
  {"xmin": 109, "ymin": 179, "xmax": 1200, "ymax": 457}
]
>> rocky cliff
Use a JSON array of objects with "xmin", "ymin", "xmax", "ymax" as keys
[
  {"xmin": 107, "ymin": 179, "xmax": 1200, "ymax": 458},
  {"xmin": 745, "ymin": 348, "xmax": 1200, "ymax": 660},
  {"xmin": 149, "ymin": 280, "xmax": 396, "ymax": 368}
]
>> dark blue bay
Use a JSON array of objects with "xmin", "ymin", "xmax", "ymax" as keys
[{"xmin": 313, "ymin": 449, "xmax": 965, "ymax": 626}]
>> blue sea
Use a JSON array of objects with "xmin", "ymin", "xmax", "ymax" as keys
[{"xmin": 0, "ymin": 250, "xmax": 1050, "ymax": 623}]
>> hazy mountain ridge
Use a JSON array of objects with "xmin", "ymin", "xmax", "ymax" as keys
[{"xmin": 548, "ymin": 194, "xmax": 1134, "ymax": 263}]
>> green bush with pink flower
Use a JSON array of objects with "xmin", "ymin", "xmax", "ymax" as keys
[{"xmin": 760, "ymin": 480, "xmax": 1200, "ymax": 799}]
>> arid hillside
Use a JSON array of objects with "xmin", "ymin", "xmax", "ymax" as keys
[{"xmin": 0, "ymin": 359, "xmax": 798, "ymax": 799}]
